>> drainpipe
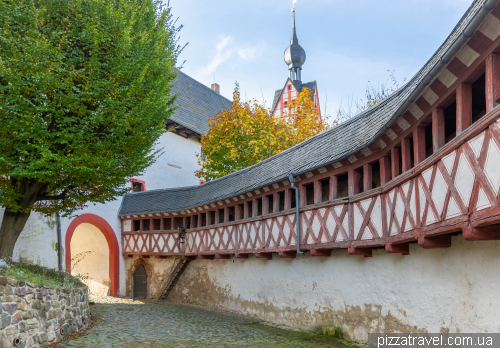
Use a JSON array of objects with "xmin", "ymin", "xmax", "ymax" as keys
[
  {"xmin": 56, "ymin": 214, "xmax": 62, "ymax": 272},
  {"xmin": 289, "ymin": 174, "xmax": 304, "ymax": 255}
]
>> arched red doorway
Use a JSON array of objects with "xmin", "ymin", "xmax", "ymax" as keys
[{"xmin": 65, "ymin": 213, "xmax": 120, "ymax": 297}]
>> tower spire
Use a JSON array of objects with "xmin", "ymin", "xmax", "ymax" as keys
[{"xmin": 284, "ymin": 1, "xmax": 306, "ymax": 82}]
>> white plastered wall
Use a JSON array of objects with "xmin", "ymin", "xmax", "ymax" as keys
[{"xmin": 166, "ymin": 235, "xmax": 500, "ymax": 342}]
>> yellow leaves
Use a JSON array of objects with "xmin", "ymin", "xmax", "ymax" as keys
[{"xmin": 197, "ymin": 83, "xmax": 330, "ymax": 181}]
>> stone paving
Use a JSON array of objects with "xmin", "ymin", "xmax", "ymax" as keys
[{"xmin": 56, "ymin": 296, "xmax": 363, "ymax": 348}]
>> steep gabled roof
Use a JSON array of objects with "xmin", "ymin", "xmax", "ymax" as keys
[
  {"xmin": 119, "ymin": 0, "xmax": 495, "ymax": 216},
  {"xmin": 271, "ymin": 79, "xmax": 317, "ymax": 113},
  {"xmin": 169, "ymin": 71, "xmax": 232, "ymax": 135}
]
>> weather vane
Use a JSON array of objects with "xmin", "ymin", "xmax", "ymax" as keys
[{"xmin": 292, "ymin": 0, "xmax": 296, "ymax": 11}]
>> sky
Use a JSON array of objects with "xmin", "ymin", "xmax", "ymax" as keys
[{"xmin": 168, "ymin": 0, "xmax": 473, "ymax": 118}]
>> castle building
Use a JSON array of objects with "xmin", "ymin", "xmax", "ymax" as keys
[{"xmin": 271, "ymin": 7, "xmax": 320, "ymax": 119}]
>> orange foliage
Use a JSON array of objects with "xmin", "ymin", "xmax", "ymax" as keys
[{"xmin": 195, "ymin": 83, "xmax": 330, "ymax": 181}]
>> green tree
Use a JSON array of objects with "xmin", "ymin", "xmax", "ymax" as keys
[{"xmin": 0, "ymin": 0, "xmax": 183, "ymax": 259}]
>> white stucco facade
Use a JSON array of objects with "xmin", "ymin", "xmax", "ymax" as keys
[
  {"xmin": 7, "ymin": 131, "xmax": 202, "ymax": 296},
  {"xmin": 163, "ymin": 235, "xmax": 500, "ymax": 342}
]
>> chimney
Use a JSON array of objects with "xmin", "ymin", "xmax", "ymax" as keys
[{"xmin": 211, "ymin": 83, "xmax": 220, "ymax": 94}]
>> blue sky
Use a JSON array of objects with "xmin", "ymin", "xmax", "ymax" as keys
[{"xmin": 169, "ymin": 0, "xmax": 473, "ymax": 118}]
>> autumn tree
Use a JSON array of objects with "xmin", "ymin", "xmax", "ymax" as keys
[
  {"xmin": 196, "ymin": 84, "xmax": 329, "ymax": 181},
  {"xmin": 0, "ymin": 0, "xmax": 182, "ymax": 259}
]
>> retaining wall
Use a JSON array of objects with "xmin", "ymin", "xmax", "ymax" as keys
[{"xmin": 0, "ymin": 277, "xmax": 90, "ymax": 348}]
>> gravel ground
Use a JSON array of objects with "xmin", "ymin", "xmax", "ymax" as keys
[{"xmin": 55, "ymin": 295, "xmax": 365, "ymax": 348}]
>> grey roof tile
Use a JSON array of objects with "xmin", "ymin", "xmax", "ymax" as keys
[{"xmin": 170, "ymin": 71, "xmax": 232, "ymax": 135}]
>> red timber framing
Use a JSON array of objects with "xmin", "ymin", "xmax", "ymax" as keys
[{"xmin": 121, "ymin": 6, "xmax": 500, "ymax": 260}]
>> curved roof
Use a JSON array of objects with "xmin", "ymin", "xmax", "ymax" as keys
[
  {"xmin": 119, "ymin": 0, "xmax": 493, "ymax": 216},
  {"xmin": 169, "ymin": 71, "xmax": 232, "ymax": 135}
]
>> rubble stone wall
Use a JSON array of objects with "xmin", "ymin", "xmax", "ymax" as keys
[{"xmin": 0, "ymin": 277, "xmax": 90, "ymax": 348}]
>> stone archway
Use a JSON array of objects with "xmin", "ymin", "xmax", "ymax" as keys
[{"xmin": 65, "ymin": 214, "xmax": 120, "ymax": 297}]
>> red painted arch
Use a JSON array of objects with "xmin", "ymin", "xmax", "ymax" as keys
[{"xmin": 65, "ymin": 213, "xmax": 120, "ymax": 297}]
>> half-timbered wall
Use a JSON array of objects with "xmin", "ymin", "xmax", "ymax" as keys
[{"xmin": 122, "ymin": 15, "xmax": 500, "ymax": 259}]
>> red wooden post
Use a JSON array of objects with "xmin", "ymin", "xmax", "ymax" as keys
[
  {"xmin": 401, "ymin": 138, "xmax": 412, "ymax": 172},
  {"xmin": 273, "ymin": 192, "xmax": 280, "ymax": 213},
  {"xmin": 299, "ymin": 184, "xmax": 306, "ymax": 207},
  {"xmin": 160, "ymin": 217, "xmax": 165, "ymax": 230},
  {"xmin": 348, "ymin": 169, "xmax": 362, "ymax": 196},
  {"xmin": 198, "ymin": 214, "xmax": 202, "ymax": 227},
  {"xmin": 363, "ymin": 164, "xmax": 372, "ymax": 192},
  {"xmin": 330, "ymin": 175, "xmax": 338, "ymax": 200},
  {"xmin": 379, "ymin": 156, "xmax": 391, "ymax": 185},
  {"xmin": 190, "ymin": 215, "xmax": 195, "ymax": 228},
  {"xmin": 263, "ymin": 196, "xmax": 270, "ymax": 215},
  {"xmin": 235, "ymin": 206, "xmax": 240, "ymax": 221},
  {"xmin": 284, "ymin": 189, "xmax": 291, "ymax": 210},
  {"xmin": 243, "ymin": 202, "xmax": 249, "ymax": 219},
  {"xmin": 252, "ymin": 199, "xmax": 258, "ymax": 217},
  {"xmin": 432, "ymin": 108, "xmax": 445, "ymax": 152},
  {"xmin": 314, "ymin": 180, "xmax": 322, "ymax": 204},
  {"xmin": 486, "ymin": 53, "xmax": 500, "ymax": 113},
  {"xmin": 456, "ymin": 83, "xmax": 472, "ymax": 134},
  {"xmin": 215, "ymin": 209, "xmax": 220, "ymax": 224},
  {"xmin": 413, "ymin": 127, "xmax": 426, "ymax": 165},
  {"xmin": 206, "ymin": 212, "xmax": 211, "ymax": 226},
  {"xmin": 391, "ymin": 147, "xmax": 400, "ymax": 178}
]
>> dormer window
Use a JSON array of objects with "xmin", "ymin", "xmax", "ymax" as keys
[
  {"xmin": 288, "ymin": 85, "xmax": 291, "ymax": 90},
  {"xmin": 284, "ymin": 101, "xmax": 288, "ymax": 108},
  {"xmin": 131, "ymin": 178, "xmax": 146, "ymax": 192}
]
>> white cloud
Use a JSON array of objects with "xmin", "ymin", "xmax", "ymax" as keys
[
  {"xmin": 199, "ymin": 36, "xmax": 264, "ymax": 77},
  {"xmin": 199, "ymin": 36, "xmax": 233, "ymax": 76}
]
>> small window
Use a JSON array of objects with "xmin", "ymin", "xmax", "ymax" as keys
[
  {"xmin": 247, "ymin": 201, "xmax": 253, "ymax": 218},
  {"xmin": 193, "ymin": 215, "xmax": 199, "ymax": 228},
  {"xmin": 236, "ymin": 204, "xmax": 244, "ymax": 220},
  {"xmin": 305, "ymin": 183, "xmax": 314, "ymax": 205},
  {"xmin": 320, "ymin": 178, "xmax": 330, "ymax": 202},
  {"xmin": 200, "ymin": 213, "xmax": 207, "ymax": 227},
  {"xmin": 209, "ymin": 211, "xmax": 215, "ymax": 225},
  {"xmin": 288, "ymin": 85, "xmax": 291, "ymax": 90},
  {"xmin": 132, "ymin": 181, "xmax": 143, "ymax": 192},
  {"xmin": 153, "ymin": 219, "xmax": 161, "ymax": 231},
  {"xmin": 228, "ymin": 207, "xmax": 235, "ymax": 222},
  {"xmin": 218, "ymin": 208, "xmax": 225, "ymax": 223},
  {"xmin": 337, "ymin": 173, "xmax": 349, "ymax": 199},
  {"xmin": 256, "ymin": 198, "xmax": 263, "ymax": 216},
  {"xmin": 371, "ymin": 161, "xmax": 381, "ymax": 189},
  {"xmin": 185, "ymin": 218, "xmax": 191, "ymax": 229},
  {"xmin": 278, "ymin": 191, "xmax": 286, "ymax": 211},
  {"xmin": 163, "ymin": 218, "xmax": 172, "ymax": 230},
  {"xmin": 143, "ymin": 219, "xmax": 150, "ymax": 231},
  {"xmin": 266, "ymin": 194, "xmax": 274, "ymax": 214},
  {"xmin": 284, "ymin": 101, "xmax": 288, "ymax": 108},
  {"xmin": 173, "ymin": 217, "xmax": 183, "ymax": 229},
  {"xmin": 134, "ymin": 220, "xmax": 141, "ymax": 232},
  {"xmin": 291, "ymin": 189, "xmax": 296, "ymax": 209}
]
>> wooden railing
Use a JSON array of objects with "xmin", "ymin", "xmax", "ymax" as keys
[{"xmin": 122, "ymin": 108, "xmax": 500, "ymax": 258}]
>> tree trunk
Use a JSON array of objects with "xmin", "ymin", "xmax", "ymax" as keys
[{"xmin": 0, "ymin": 209, "xmax": 32, "ymax": 261}]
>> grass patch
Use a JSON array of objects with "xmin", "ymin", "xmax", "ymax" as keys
[{"xmin": 0, "ymin": 261, "xmax": 83, "ymax": 289}]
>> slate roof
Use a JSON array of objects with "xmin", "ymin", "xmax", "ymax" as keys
[
  {"xmin": 119, "ymin": 0, "xmax": 487, "ymax": 216},
  {"xmin": 271, "ymin": 80, "xmax": 316, "ymax": 113},
  {"xmin": 169, "ymin": 71, "xmax": 232, "ymax": 135}
]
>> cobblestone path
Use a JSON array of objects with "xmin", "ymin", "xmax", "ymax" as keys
[{"xmin": 57, "ymin": 296, "xmax": 362, "ymax": 348}]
